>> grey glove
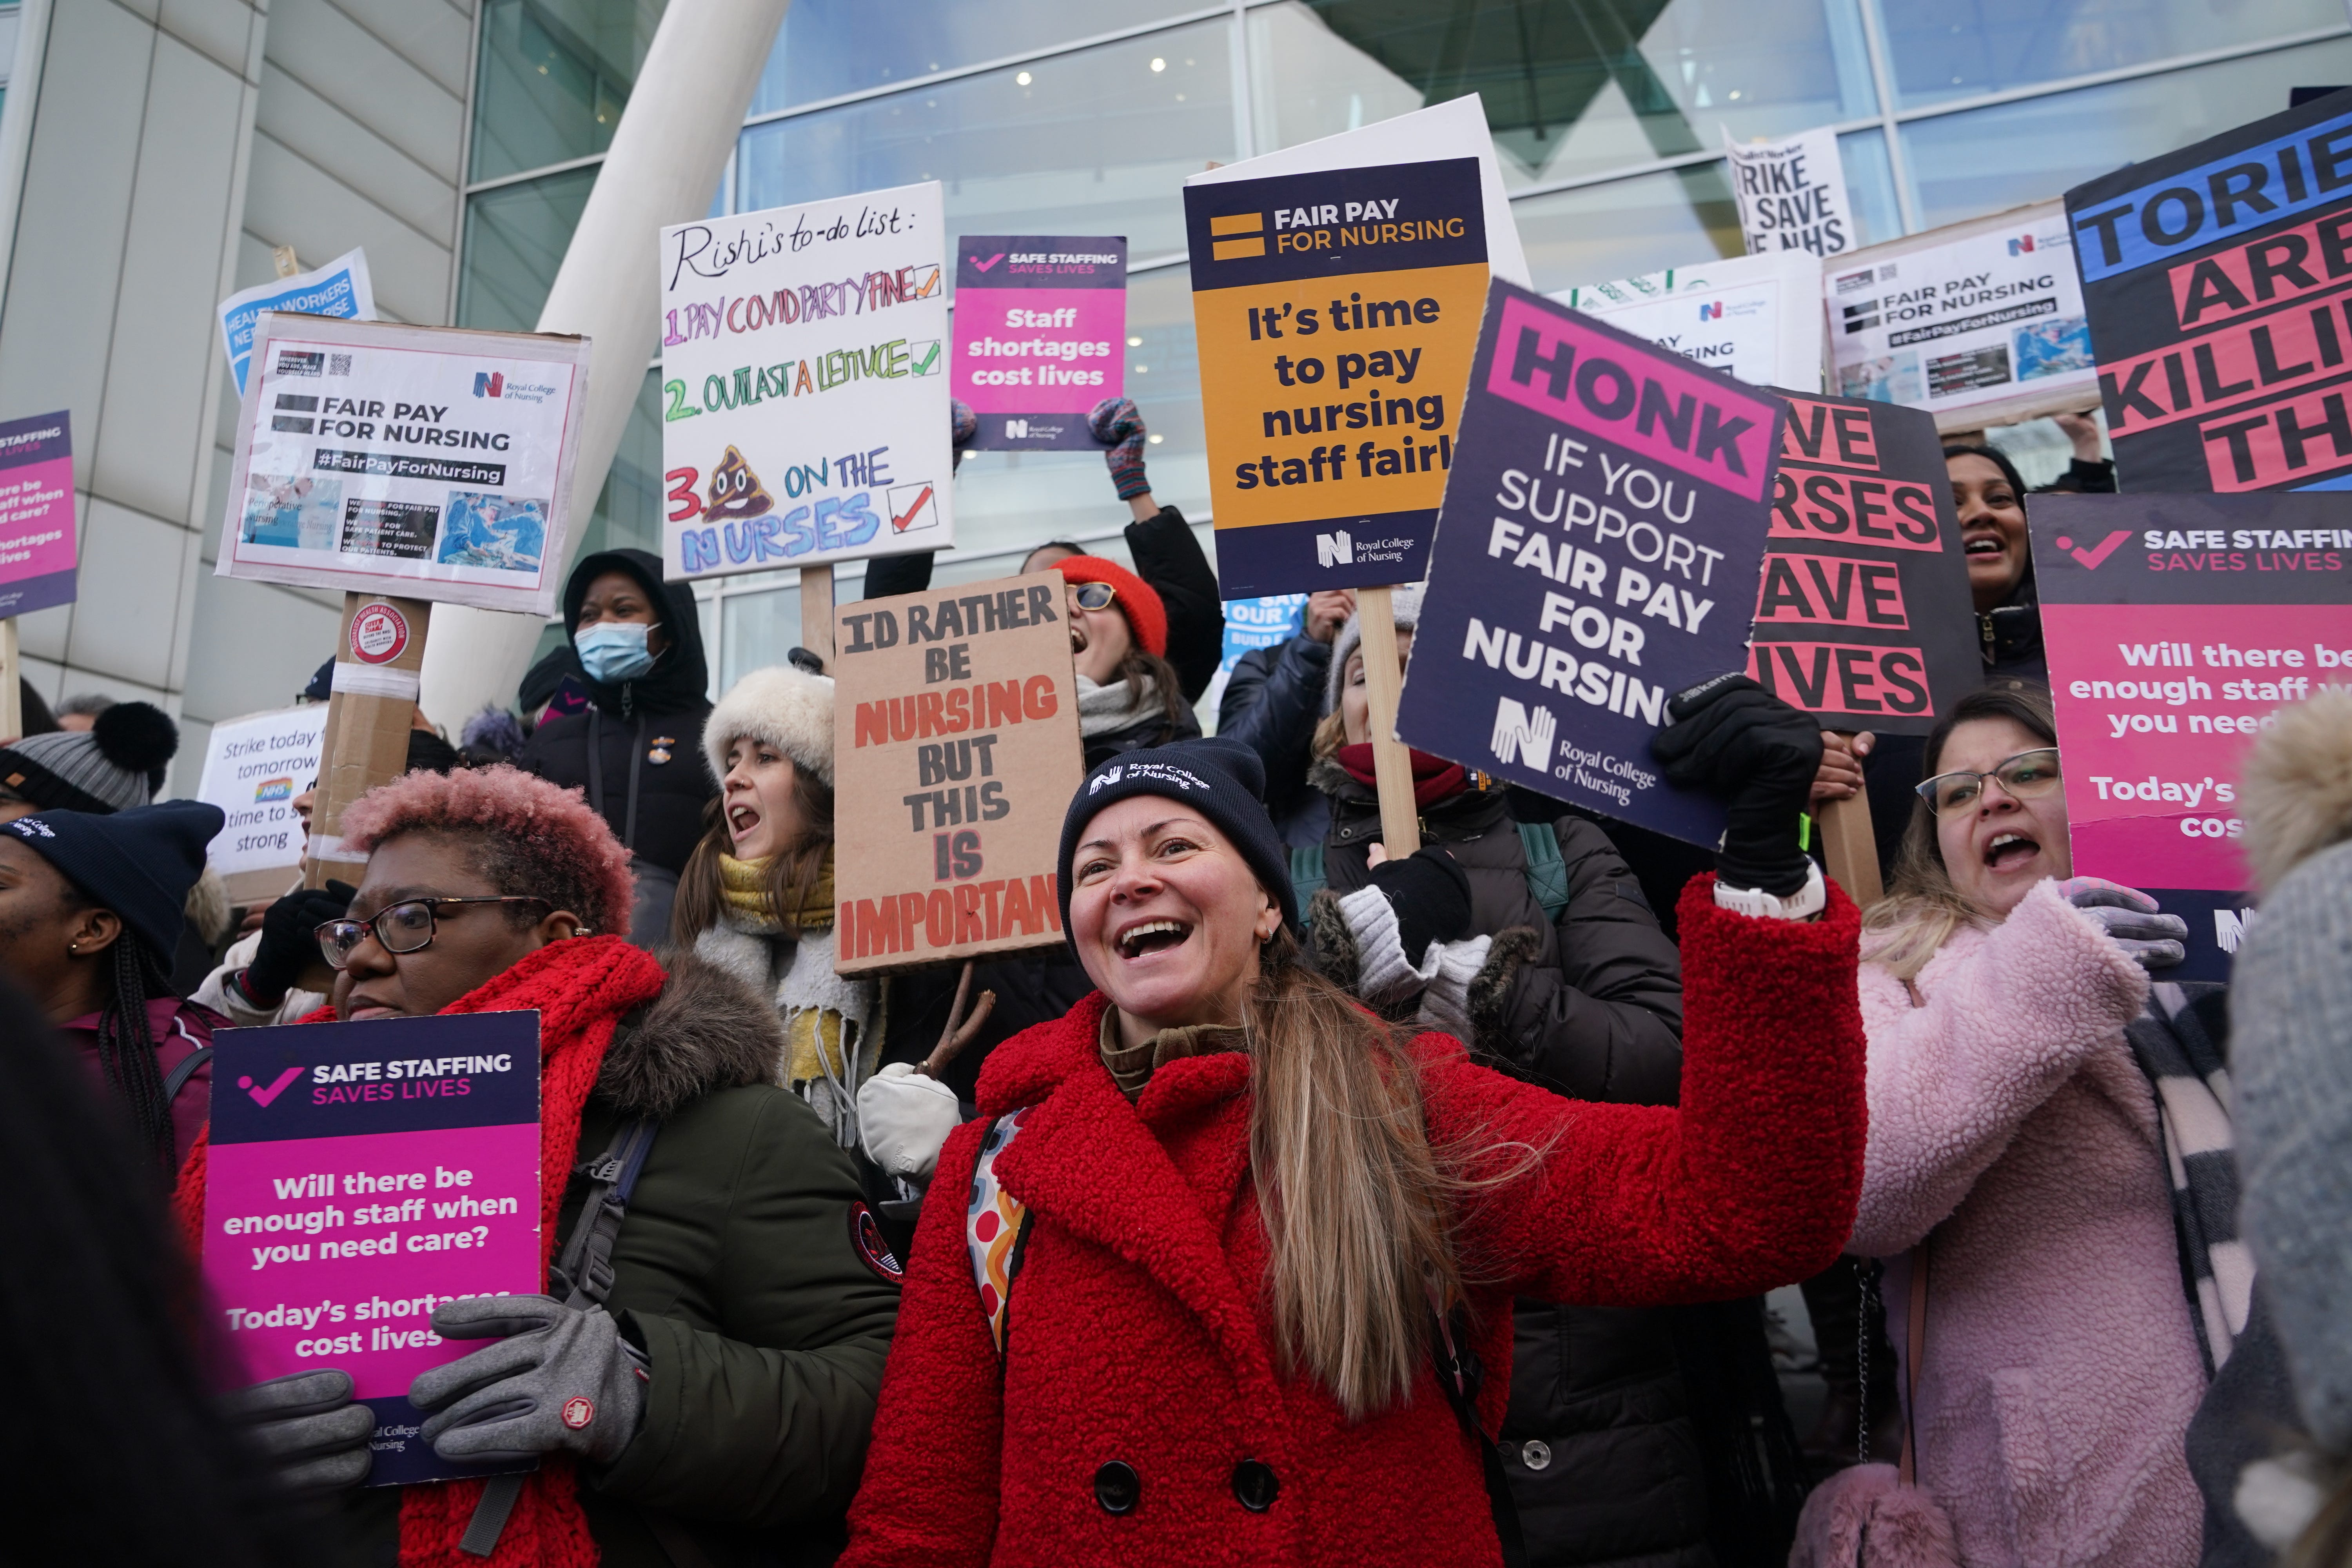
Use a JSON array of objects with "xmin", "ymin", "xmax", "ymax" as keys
[
  {"xmin": 2056, "ymin": 876, "xmax": 2187, "ymax": 969},
  {"xmin": 409, "ymin": 1296, "xmax": 646, "ymax": 1467},
  {"xmin": 225, "ymin": 1368, "xmax": 373, "ymax": 1493}
]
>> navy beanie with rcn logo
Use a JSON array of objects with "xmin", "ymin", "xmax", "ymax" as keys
[
  {"xmin": 1057, "ymin": 737, "xmax": 1299, "ymax": 936},
  {"xmin": 3, "ymin": 800, "xmax": 224, "ymax": 960}
]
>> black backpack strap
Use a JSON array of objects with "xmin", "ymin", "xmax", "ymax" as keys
[
  {"xmin": 549, "ymin": 1116, "xmax": 661, "ymax": 1309},
  {"xmin": 1431, "ymin": 1303, "xmax": 1530, "ymax": 1568},
  {"xmin": 161, "ymin": 1044, "xmax": 212, "ymax": 1105}
]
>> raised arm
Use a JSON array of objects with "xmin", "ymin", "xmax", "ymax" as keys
[{"xmin": 1846, "ymin": 879, "xmax": 2147, "ymax": 1256}]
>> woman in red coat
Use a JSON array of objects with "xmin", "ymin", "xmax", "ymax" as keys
[{"xmin": 842, "ymin": 677, "xmax": 1867, "ymax": 1568}]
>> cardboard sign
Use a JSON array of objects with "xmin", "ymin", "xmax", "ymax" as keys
[
  {"xmin": 203, "ymin": 1012, "xmax": 541, "ymax": 1487},
  {"xmin": 830, "ymin": 571, "xmax": 1083, "ymax": 975},
  {"xmin": 0, "ymin": 410, "xmax": 76, "ymax": 616},
  {"xmin": 659, "ymin": 183, "xmax": 953, "ymax": 582},
  {"xmin": 1748, "ymin": 392, "xmax": 1978, "ymax": 734},
  {"xmin": 2066, "ymin": 94, "xmax": 2352, "ymax": 492},
  {"xmin": 1552, "ymin": 250, "xmax": 1827, "ymax": 392},
  {"xmin": 214, "ymin": 315, "xmax": 590, "ymax": 616},
  {"xmin": 220, "ymin": 249, "xmax": 375, "ymax": 396},
  {"xmin": 1183, "ymin": 157, "xmax": 1490, "ymax": 596},
  {"xmin": 1724, "ymin": 127, "xmax": 1854, "ymax": 258},
  {"xmin": 1398, "ymin": 281, "xmax": 1788, "ymax": 847},
  {"xmin": 1827, "ymin": 201, "xmax": 2097, "ymax": 427},
  {"xmin": 196, "ymin": 704, "xmax": 330, "ymax": 899},
  {"xmin": 2032, "ymin": 492, "xmax": 2352, "ymax": 979},
  {"xmin": 953, "ymin": 235, "xmax": 1127, "ymax": 450}
]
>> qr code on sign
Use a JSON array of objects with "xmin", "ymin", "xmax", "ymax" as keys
[{"xmin": 329, "ymin": 354, "xmax": 352, "ymax": 376}]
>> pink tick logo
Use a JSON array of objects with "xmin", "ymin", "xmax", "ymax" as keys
[
  {"xmin": 2052, "ymin": 529, "xmax": 2133, "ymax": 570},
  {"xmin": 969, "ymin": 253, "xmax": 1005, "ymax": 272},
  {"xmin": 238, "ymin": 1068, "xmax": 303, "ymax": 1107}
]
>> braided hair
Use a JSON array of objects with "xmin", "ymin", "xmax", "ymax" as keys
[{"xmin": 90, "ymin": 931, "xmax": 177, "ymax": 1173}]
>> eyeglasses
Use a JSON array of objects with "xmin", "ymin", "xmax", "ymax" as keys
[
  {"xmin": 1069, "ymin": 581, "xmax": 1117, "ymax": 612},
  {"xmin": 1913, "ymin": 748, "xmax": 2062, "ymax": 816},
  {"xmin": 316, "ymin": 896, "xmax": 552, "ymax": 969}
]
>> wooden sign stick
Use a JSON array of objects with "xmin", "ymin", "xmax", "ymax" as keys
[
  {"xmin": 801, "ymin": 564, "xmax": 835, "ymax": 668},
  {"xmin": 1815, "ymin": 731, "xmax": 1882, "ymax": 907},
  {"xmin": 305, "ymin": 592, "xmax": 432, "ymax": 890},
  {"xmin": 1355, "ymin": 584, "xmax": 1421, "ymax": 857},
  {"xmin": 0, "ymin": 617, "xmax": 20, "ymax": 740}
]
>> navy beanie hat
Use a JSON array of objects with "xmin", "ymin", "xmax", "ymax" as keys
[
  {"xmin": 2, "ymin": 800, "xmax": 225, "ymax": 960},
  {"xmin": 1057, "ymin": 737, "xmax": 1298, "ymax": 937}
]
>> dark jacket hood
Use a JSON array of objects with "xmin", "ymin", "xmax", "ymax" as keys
[
  {"xmin": 598, "ymin": 949, "xmax": 785, "ymax": 1117},
  {"xmin": 563, "ymin": 547, "xmax": 710, "ymax": 717}
]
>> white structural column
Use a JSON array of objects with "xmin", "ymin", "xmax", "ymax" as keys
[{"xmin": 419, "ymin": 0, "xmax": 790, "ymax": 728}]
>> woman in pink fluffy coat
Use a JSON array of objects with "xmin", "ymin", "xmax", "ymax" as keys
[{"xmin": 1800, "ymin": 682, "xmax": 2219, "ymax": 1568}]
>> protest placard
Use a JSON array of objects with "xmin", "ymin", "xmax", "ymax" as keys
[
  {"xmin": 1723, "ymin": 127, "xmax": 1853, "ymax": 259},
  {"xmin": 2032, "ymin": 492, "xmax": 2352, "ymax": 979},
  {"xmin": 215, "ymin": 314, "xmax": 590, "ymax": 617},
  {"xmin": 196, "ymin": 705, "xmax": 329, "ymax": 902},
  {"xmin": 1748, "ymin": 391, "xmax": 1978, "ymax": 733},
  {"xmin": 2066, "ymin": 94, "xmax": 2352, "ymax": 492},
  {"xmin": 1204, "ymin": 592, "xmax": 1308, "ymax": 715},
  {"xmin": 1397, "ymin": 281, "xmax": 1788, "ymax": 848},
  {"xmin": 0, "ymin": 409, "xmax": 76, "ymax": 617},
  {"xmin": 830, "ymin": 571, "xmax": 1083, "ymax": 976},
  {"xmin": 953, "ymin": 235, "xmax": 1126, "ymax": 451},
  {"xmin": 1552, "ymin": 250, "xmax": 1826, "ymax": 392},
  {"xmin": 660, "ymin": 182, "xmax": 952, "ymax": 584},
  {"xmin": 203, "ymin": 1012, "xmax": 541, "ymax": 1487},
  {"xmin": 1827, "ymin": 201, "xmax": 2098, "ymax": 428},
  {"xmin": 219, "ymin": 249, "xmax": 374, "ymax": 397}
]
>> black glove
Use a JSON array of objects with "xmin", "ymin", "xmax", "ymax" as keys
[
  {"xmin": 1651, "ymin": 674, "xmax": 1824, "ymax": 897},
  {"xmin": 242, "ymin": 880, "xmax": 356, "ymax": 1005},
  {"xmin": 1370, "ymin": 845, "xmax": 1474, "ymax": 960}
]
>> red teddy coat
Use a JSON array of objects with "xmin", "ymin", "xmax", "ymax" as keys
[{"xmin": 841, "ymin": 880, "xmax": 1867, "ymax": 1568}]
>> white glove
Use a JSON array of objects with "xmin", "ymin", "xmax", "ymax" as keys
[{"xmin": 856, "ymin": 1062, "xmax": 963, "ymax": 1180}]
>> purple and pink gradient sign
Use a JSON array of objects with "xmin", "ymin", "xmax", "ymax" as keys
[
  {"xmin": 0, "ymin": 410, "xmax": 76, "ymax": 617},
  {"xmin": 2033, "ymin": 493, "xmax": 2352, "ymax": 979},
  {"xmin": 203, "ymin": 1011, "xmax": 541, "ymax": 1487},
  {"xmin": 952, "ymin": 235, "xmax": 1126, "ymax": 450}
]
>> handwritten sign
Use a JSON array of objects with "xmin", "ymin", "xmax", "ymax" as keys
[
  {"xmin": 830, "ymin": 571, "xmax": 1083, "ymax": 975},
  {"xmin": 203, "ymin": 1011, "xmax": 541, "ymax": 1487},
  {"xmin": 0, "ymin": 410, "xmax": 76, "ymax": 616},
  {"xmin": 196, "ymin": 705, "xmax": 329, "ymax": 895},
  {"xmin": 952, "ymin": 234, "xmax": 1127, "ymax": 450},
  {"xmin": 659, "ymin": 182, "xmax": 953, "ymax": 581}
]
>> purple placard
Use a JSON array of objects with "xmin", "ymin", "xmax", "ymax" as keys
[
  {"xmin": 0, "ymin": 410, "xmax": 75, "ymax": 616},
  {"xmin": 203, "ymin": 1011, "xmax": 541, "ymax": 1487},
  {"xmin": 953, "ymin": 235, "xmax": 1127, "ymax": 450}
]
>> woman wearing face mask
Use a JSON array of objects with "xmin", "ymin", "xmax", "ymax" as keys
[
  {"xmin": 519, "ymin": 548, "xmax": 716, "ymax": 948},
  {"xmin": 186, "ymin": 765, "xmax": 899, "ymax": 1567},
  {"xmin": 1795, "ymin": 684, "xmax": 2217, "ymax": 1568},
  {"xmin": 841, "ymin": 692, "xmax": 1871, "ymax": 1568},
  {"xmin": 670, "ymin": 664, "xmax": 883, "ymax": 1152}
]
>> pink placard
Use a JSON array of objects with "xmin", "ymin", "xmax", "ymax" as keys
[{"xmin": 953, "ymin": 286, "xmax": 1125, "ymax": 415}]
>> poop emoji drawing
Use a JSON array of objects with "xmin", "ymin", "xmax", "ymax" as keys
[{"xmin": 708, "ymin": 445, "xmax": 775, "ymax": 520}]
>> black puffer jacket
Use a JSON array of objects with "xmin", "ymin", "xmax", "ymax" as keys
[
  {"xmin": 1301, "ymin": 760, "xmax": 1713, "ymax": 1567},
  {"xmin": 518, "ymin": 548, "xmax": 716, "ymax": 878},
  {"xmin": 1217, "ymin": 632, "xmax": 1333, "ymax": 848}
]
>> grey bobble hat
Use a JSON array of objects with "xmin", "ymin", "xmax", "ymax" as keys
[
  {"xmin": 1323, "ymin": 581, "xmax": 1424, "ymax": 717},
  {"xmin": 0, "ymin": 701, "xmax": 180, "ymax": 814}
]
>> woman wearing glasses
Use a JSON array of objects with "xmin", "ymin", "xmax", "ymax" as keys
[
  {"xmin": 1798, "ymin": 683, "xmax": 2207, "ymax": 1568},
  {"xmin": 1055, "ymin": 555, "xmax": 1202, "ymax": 766},
  {"xmin": 186, "ymin": 764, "xmax": 899, "ymax": 1568}
]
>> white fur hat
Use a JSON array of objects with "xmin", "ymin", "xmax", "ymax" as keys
[{"xmin": 704, "ymin": 664, "xmax": 836, "ymax": 786}]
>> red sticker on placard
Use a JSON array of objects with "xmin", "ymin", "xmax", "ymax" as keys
[{"xmin": 350, "ymin": 601, "xmax": 409, "ymax": 664}]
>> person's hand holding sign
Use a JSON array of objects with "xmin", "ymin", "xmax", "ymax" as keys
[
  {"xmin": 1653, "ymin": 674, "xmax": 1826, "ymax": 906},
  {"xmin": 1808, "ymin": 731, "xmax": 1874, "ymax": 809}
]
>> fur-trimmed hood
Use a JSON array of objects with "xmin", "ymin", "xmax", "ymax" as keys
[
  {"xmin": 2239, "ymin": 687, "xmax": 2352, "ymax": 892},
  {"xmin": 599, "ymin": 949, "xmax": 788, "ymax": 1116}
]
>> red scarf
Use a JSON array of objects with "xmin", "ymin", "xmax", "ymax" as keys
[
  {"xmin": 174, "ymin": 936, "xmax": 668, "ymax": 1568},
  {"xmin": 1334, "ymin": 742, "xmax": 1468, "ymax": 809}
]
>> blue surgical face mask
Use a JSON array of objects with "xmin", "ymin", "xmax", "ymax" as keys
[{"xmin": 577, "ymin": 620, "xmax": 659, "ymax": 684}]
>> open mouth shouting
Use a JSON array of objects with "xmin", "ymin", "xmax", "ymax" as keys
[
  {"xmin": 728, "ymin": 800, "xmax": 762, "ymax": 841},
  {"xmin": 1114, "ymin": 917, "xmax": 1193, "ymax": 961},
  {"xmin": 1984, "ymin": 829, "xmax": 2039, "ymax": 871}
]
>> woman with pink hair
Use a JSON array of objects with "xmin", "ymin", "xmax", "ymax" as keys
[{"xmin": 176, "ymin": 764, "xmax": 898, "ymax": 1568}]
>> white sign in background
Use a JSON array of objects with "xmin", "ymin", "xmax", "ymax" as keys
[
  {"xmin": 659, "ymin": 181, "xmax": 953, "ymax": 583},
  {"xmin": 1827, "ymin": 201, "xmax": 2096, "ymax": 418},
  {"xmin": 1723, "ymin": 127, "xmax": 1854, "ymax": 259},
  {"xmin": 196, "ymin": 706, "xmax": 329, "ymax": 881},
  {"xmin": 1552, "ymin": 249, "xmax": 1826, "ymax": 392},
  {"xmin": 215, "ymin": 315, "xmax": 592, "ymax": 616}
]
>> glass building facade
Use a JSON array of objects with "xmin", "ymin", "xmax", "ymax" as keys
[{"xmin": 459, "ymin": 0, "xmax": 2352, "ymax": 691}]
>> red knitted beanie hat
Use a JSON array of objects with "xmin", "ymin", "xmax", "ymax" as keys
[{"xmin": 1054, "ymin": 555, "xmax": 1167, "ymax": 658}]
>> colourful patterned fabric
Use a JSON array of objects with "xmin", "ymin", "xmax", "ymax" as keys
[{"xmin": 965, "ymin": 1106, "xmax": 1033, "ymax": 1354}]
